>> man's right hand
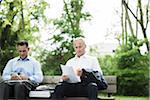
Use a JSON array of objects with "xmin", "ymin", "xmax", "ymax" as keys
[
  {"xmin": 11, "ymin": 75, "xmax": 22, "ymax": 80},
  {"xmin": 61, "ymin": 75, "xmax": 69, "ymax": 81}
]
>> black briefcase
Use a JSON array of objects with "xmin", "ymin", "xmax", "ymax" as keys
[{"xmin": 81, "ymin": 69, "xmax": 108, "ymax": 90}]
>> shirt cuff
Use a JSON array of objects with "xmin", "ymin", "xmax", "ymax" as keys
[{"xmin": 28, "ymin": 77, "xmax": 34, "ymax": 81}]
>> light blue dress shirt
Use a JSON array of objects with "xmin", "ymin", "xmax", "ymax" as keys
[{"xmin": 2, "ymin": 56, "xmax": 43, "ymax": 83}]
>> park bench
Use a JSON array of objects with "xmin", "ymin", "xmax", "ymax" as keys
[
  {"xmin": 30, "ymin": 75, "xmax": 117, "ymax": 100},
  {"xmin": 0, "ymin": 75, "xmax": 117, "ymax": 100}
]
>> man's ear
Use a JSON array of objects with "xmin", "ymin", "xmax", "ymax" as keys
[
  {"xmin": 28, "ymin": 47, "xmax": 30, "ymax": 51},
  {"xmin": 84, "ymin": 44, "xmax": 86, "ymax": 48},
  {"xmin": 16, "ymin": 46, "xmax": 19, "ymax": 51}
]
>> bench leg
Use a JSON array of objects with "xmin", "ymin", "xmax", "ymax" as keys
[{"xmin": 108, "ymin": 93, "xmax": 113, "ymax": 97}]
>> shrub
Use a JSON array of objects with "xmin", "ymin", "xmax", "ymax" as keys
[
  {"xmin": 99, "ymin": 46, "xmax": 149, "ymax": 96},
  {"xmin": 114, "ymin": 47, "xmax": 149, "ymax": 96}
]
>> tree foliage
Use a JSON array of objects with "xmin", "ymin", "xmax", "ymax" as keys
[
  {"xmin": 114, "ymin": 0, "xmax": 150, "ymax": 96},
  {"xmin": 0, "ymin": 0, "xmax": 48, "ymax": 74},
  {"xmin": 99, "ymin": 0, "xmax": 149, "ymax": 96},
  {"xmin": 39, "ymin": 0, "xmax": 91, "ymax": 75},
  {"xmin": 114, "ymin": 46, "xmax": 149, "ymax": 96},
  {"xmin": 121, "ymin": 0, "xmax": 150, "ymax": 52}
]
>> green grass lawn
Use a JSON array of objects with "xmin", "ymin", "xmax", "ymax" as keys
[
  {"xmin": 98, "ymin": 94, "xmax": 149, "ymax": 100},
  {"xmin": 115, "ymin": 96, "xmax": 149, "ymax": 100}
]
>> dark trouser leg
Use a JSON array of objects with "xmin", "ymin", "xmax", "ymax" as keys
[
  {"xmin": 52, "ymin": 82, "xmax": 80, "ymax": 100},
  {"xmin": 75, "ymin": 82, "xmax": 98, "ymax": 100},
  {"xmin": 52, "ymin": 83, "xmax": 68, "ymax": 100},
  {"xmin": 88, "ymin": 83, "xmax": 98, "ymax": 100},
  {"xmin": 14, "ymin": 83, "xmax": 28, "ymax": 100},
  {"xmin": 52, "ymin": 82, "xmax": 98, "ymax": 100},
  {"xmin": 0, "ymin": 82, "xmax": 10, "ymax": 100}
]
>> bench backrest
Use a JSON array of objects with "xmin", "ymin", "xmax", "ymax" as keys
[
  {"xmin": 42, "ymin": 75, "xmax": 117, "ymax": 94},
  {"xmin": 0, "ymin": 75, "xmax": 117, "ymax": 94}
]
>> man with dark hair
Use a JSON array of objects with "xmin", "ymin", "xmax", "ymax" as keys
[
  {"xmin": 17, "ymin": 40, "xmax": 29, "ymax": 47},
  {"xmin": 0, "ymin": 40, "xmax": 43, "ymax": 100}
]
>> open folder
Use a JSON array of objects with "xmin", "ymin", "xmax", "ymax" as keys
[{"xmin": 60, "ymin": 65, "xmax": 81, "ymax": 83}]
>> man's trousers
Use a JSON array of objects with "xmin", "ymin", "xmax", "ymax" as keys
[
  {"xmin": 0, "ymin": 80, "xmax": 38, "ymax": 100},
  {"xmin": 52, "ymin": 82, "xmax": 98, "ymax": 100}
]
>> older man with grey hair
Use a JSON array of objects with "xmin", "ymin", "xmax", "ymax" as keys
[{"xmin": 52, "ymin": 37, "xmax": 103, "ymax": 100}]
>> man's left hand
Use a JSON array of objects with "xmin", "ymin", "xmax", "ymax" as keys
[
  {"xmin": 20, "ymin": 75, "xmax": 28, "ymax": 80},
  {"xmin": 76, "ymin": 68, "xmax": 83, "ymax": 76}
]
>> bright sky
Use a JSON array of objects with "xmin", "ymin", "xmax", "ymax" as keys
[
  {"xmin": 81, "ymin": 0, "xmax": 121, "ymax": 45},
  {"xmin": 44, "ymin": 0, "xmax": 121, "ymax": 46}
]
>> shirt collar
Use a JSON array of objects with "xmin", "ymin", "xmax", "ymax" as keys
[
  {"xmin": 17, "ymin": 56, "xmax": 30, "ymax": 61},
  {"xmin": 75, "ymin": 53, "xmax": 87, "ymax": 59}
]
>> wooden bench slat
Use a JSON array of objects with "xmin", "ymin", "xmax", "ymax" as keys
[
  {"xmin": 42, "ymin": 76, "xmax": 117, "ymax": 94},
  {"xmin": 42, "ymin": 76, "xmax": 61, "ymax": 84},
  {"xmin": 101, "ymin": 84, "xmax": 117, "ymax": 93},
  {"xmin": 104, "ymin": 76, "xmax": 117, "ymax": 84},
  {"xmin": 43, "ymin": 76, "xmax": 117, "ymax": 84}
]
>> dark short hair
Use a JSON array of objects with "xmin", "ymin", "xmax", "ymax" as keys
[{"xmin": 17, "ymin": 40, "xmax": 29, "ymax": 47}]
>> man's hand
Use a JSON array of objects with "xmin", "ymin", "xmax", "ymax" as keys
[
  {"xmin": 61, "ymin": 75, "xmax": 69, "ymax": 81},
  {"xmin": 20, "ymin": 75, "xmax": 28, "ymax": 80},
  {"xmin": 76, "ymin": 68, "xmax": 83, "ymax": 76},
  {"xmin": 11, "ymin": 75, "xmax": 22, "ymax": 80},
  {"xmin": 11, "ymin": 74, "xmax": 28, "ymax": 80}
]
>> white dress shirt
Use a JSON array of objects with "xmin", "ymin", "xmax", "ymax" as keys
[
  {"xmin": 66, "ymin": 54, "xmax": 103, "ymax": 74},
  {"xmin": 2, "ymin": 56, "xmax": 43, "ymax": 83}
]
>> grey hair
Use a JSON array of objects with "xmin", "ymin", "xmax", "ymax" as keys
[{"xmin": 73, "ymin": 37, "xmax": 86, "ymax": 44}]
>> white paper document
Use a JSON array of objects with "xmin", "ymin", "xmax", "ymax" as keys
[
  {"xmin": 60, "ymin": 65, "xmax": 81, "ymax": 83},
  {"xmin": 36, "ymin": 85, "xmax": 51, "ymax": 90},
  {"xmin": 29, "ymin": 90, "xmax": 51, "ymax": 98}
]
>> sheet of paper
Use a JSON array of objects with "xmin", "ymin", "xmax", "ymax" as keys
[
  {"xmin": 60, "ymin": 65, "xmax": 81, "ymax": 83},
  {"xmin": 29, "ymin": 90, "xmax": 51, "ymax": 98}
]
